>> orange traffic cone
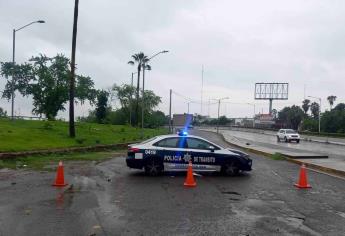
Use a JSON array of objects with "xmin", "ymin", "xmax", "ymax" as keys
[
  {"xmin": 184, "ymin": 161, "xmax": 196, "ymax": 187},
  {"xmin": 52, "ymin": 161, "xmax": 68, "ymax": 187},
  {"xmin": 294, "ymin": 164, "xmax": 311, "ymax": 189}
]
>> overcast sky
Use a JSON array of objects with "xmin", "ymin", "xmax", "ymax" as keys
[{"xmin": 1, "ymin": 0, "xmax": 345, "ymax": 119}]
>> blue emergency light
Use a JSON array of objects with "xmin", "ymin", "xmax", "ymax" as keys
[{"xmin": 177, "ymin": 130, "xmax": 188, "ymax": 136}]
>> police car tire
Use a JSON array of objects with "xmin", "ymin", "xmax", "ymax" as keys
[
  {"xmin": 144, "ymin": 157, "xmax": 163, "ymax": 176},
  {"xmin": 221, "ymin": 160, "xmax": 240, "ymax": 176}
]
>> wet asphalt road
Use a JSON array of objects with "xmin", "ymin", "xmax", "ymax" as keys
[
  {"xmin": 0, "ymin": 130, "xmax": 345, "ymax": 236},
  {"xmin": 219, "ymin": 129, "xmax": 345, "ymax": 161}
]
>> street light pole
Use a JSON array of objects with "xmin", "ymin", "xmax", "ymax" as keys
[
  {"xmin": 141, "ymin": 50, "xmax": 169, "ymax": 130},
  {"xmin": 214, "ymin": 97, "xmax": 229, "ymax": 133},
  {"xmin": 247, "ymin": 103, "xmax": 256, "ymax": 128},
  {"xmin": 308, "ymin": 96, "xmax": 321, "ymax": 133},
  {"xmin": 11, "ymin": 20, "xmax": 45, "ymax": 119}
]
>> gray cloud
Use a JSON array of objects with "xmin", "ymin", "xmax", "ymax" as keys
[{"xmin": 1, "ymin": 0, "xmax": 345, "ymax": 119}]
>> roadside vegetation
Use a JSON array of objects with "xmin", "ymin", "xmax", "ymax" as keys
[
  {"xmin": 270, "ymin": 152, "xmax": 286, "ymax": 160},
  {"xmin": 0, "ymin": 150, "xmax": 120, "ymax": 170},
  {"xmin": 0, "ymin": 118, "xmax": 166, "ymax": 152}
]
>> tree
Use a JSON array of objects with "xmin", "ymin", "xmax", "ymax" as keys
[
  {"xmin": 327, "ymin": 95, "xmax": 337, "ymax": 110},
  {"xmin": 0, "ymin": 62, "xmax": 33, "ymax": 100},
  {"xmin": 218, "ymin": 115, "xmax": 229, "ymax": 125},
  {"xmin": 112, "ymin": 84, "xmax": 135, "ymax": 111},
  {"xmin": 333, "ymin": 103, "xmax": 345, "ymax": 111},
  {"xmin": 278, "ymin": 105, "xmax": 304, "ymax": 130},
  {"xmin": 111, "ymin": 84, "xmax": 161, "ymax": 125},
  {"xmin": 1, "ymin": 54, "xmax": 96, "ymax": 120},
  {"xmin": 146, "ymin": 110, "xmax": 167, "ymax": 128},
  {"xmin": 310, "ymin": 102, "xmax": 320, "ymax": 119},
  {"xmin": 321, "ymin": 110, "xmax": 345, "ymax": 133},
  {"xmin": 95, "ymin": 90, "xmax": 109, "ymax": 123},
  {"xmin": 0, "ymin": 107, "xmax": 7, "ymax": 117},
  {"xmin": 128, "ymin": 52, "xmax": 149, "ymax": 126},
  {"xmin": 302, "ymin": 99, "xmax": 310, "ymax": 114}
]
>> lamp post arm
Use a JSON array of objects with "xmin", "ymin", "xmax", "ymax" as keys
[{"xmin": 15, "ymin": 21, "xmax": 38, "ymax": 32}]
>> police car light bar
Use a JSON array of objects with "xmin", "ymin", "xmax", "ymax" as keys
[{"xmin": 178, "ymin": 131, "xmax": 188, "ymax": 136}]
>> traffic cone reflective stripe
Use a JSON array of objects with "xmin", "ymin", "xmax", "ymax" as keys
[
  {"xmin": 294, "ymin": 164, "xmax": 311, "ymax": 189},
  {"xmin": 184, "ymin": 161, "xmax": 196, "ymax": 187},
  {"xmin": 52, "ymin": 161, "xmax": 68, "ymax": 187}
]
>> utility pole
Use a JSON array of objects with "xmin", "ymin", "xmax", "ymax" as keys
[
  {"xmin": 11, "ymin": 29, "xmax": 15, "ymax": 119},
  {"xmin": 69, "ymin": 0, "xmax": 79, "ymax": 138},
  {"xmin": 187, "ymin": 102, "xmax": 190, "ymax": 114},
  {"xmin": 215, "ymin": 97, "xmax": 229, "ymax": 133},
  {"xmin": 217, "ymin": 99, "xmax": 221, "ymax": 133},
  {"xmin": 201, "ymin": 65, "xmax": 204, "ymax": 115},
  {"xmin": 169, "ymin": 89, "xmax": 172, "ymax": 133}
]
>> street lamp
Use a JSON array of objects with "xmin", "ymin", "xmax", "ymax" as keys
[
  {"xmin": 308, "ymin": 95, "xmax": 321, "ymax": 133},
  {"xmin": 11, "ymin": 20, "xmax": 45, "ymax": 119},
  {"xmin": 141, "ymin": 50, "xmax": 169, "ymax": 130},
  {"xmin": 212, "ymin": 97, "xmax": 229, "ymax": 133},
  {"xmin": 247, "ymin": 103, "xmax": 256, "ymax": 128}
]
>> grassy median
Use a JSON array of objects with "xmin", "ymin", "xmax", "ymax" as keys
[
  {"xmin": 0, "ymin": 150, "xmax": 123, "ymax": 170},
  {"xmin": 0, "ymin": 118, "xmax": 167, "ymax": 152}
]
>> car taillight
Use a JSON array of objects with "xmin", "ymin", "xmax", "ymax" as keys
[{"xmin": 129, "ymin": 147, "xmax": 140, "ymax": 153}]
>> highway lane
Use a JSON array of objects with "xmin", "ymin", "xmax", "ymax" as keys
[{"xmin": 217, "ymin": 128, "xmax": 345, "ymax": 161}]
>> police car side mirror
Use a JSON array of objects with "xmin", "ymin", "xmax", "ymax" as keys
[{"xmin": 208, "ymin": 146, "xmax": 215, "ymax": 152}]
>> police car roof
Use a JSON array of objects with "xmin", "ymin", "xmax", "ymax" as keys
[{"xmin": 155, "ymin": 134, "xmax": 205, "ymax": 139}]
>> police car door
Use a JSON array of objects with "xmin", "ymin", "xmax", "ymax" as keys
[
  {"xmin": 153, "ymin": 137, "xmax": 190, "ymax": 171},
  {"xmin": 185, "ymin": 137, "xmax": 220, "ymax": 172}
]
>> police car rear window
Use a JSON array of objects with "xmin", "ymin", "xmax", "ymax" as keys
[
  {"xmin": 153, "ymin": 138, "xmax": 178, "ymax": 148},
  {"xmin": 139, "ymin": 137, "xmax": 157, "ymax": 144}
]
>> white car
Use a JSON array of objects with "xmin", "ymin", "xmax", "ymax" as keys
[{"xmin": 276, "ymin": 129, "xmax": 300, "ymax": 143}]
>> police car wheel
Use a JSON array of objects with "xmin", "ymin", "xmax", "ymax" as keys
[
  {"xmin": 144, "ymin": 158, "xmax": 163, "ymax": 176},
  {"xmin": 221, "ymin": 161, "xmax": 240, "ymax": 176}
]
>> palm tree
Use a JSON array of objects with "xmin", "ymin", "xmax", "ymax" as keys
[
  {"xmin": 327, "ymin": 95, "xmax": 337, "ymax": 110},
  {"xmin": 302, "ymin": 99, "xmax": 310, "ymax": 114},
  {"xmin": 128, "ymin": 52, "xmax": 149, "ymax": 126}
]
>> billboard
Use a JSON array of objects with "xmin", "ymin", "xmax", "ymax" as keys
[{"xmin": 255, "ymin": 83, "xmax": 288, "ymax": 100}]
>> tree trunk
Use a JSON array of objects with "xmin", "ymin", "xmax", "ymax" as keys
[
  {"xmin": 69, "ymin": 0, "xmax": 79, "ymax": 138},
  {"xmin": 135, "ymin": 65, "xmax": 141, "ymax": 127}
]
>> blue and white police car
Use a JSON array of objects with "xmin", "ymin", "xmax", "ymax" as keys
[{"xmin": 126, "ymin": 132, "xmax": 252, "ymax": 176}]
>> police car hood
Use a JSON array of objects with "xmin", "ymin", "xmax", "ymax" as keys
[{"xmin": 216, "ymin": 149, "xmax": 241, "ymax": 156}]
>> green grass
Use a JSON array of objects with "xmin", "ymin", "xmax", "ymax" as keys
[
  {"xmin": 0, "ymin": 118, "xmax": 167, "ymax": 152},
  {"xmin": 270, "ymin": 152, "xmax": 286, "ymax": 160},
  {"xmin": 0, "ymin": 151, "xmax": 120, "ymax": 170}
]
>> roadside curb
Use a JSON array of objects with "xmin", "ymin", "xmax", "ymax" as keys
[
  {"xmin": 0, "ymin": 142, "xmax": 132, "ymax": 159},
  {"xmin": 214, "ymin": 130, "xmax": 345, "ymax": 178}
]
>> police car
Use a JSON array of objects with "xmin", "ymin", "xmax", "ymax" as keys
[{"xmin": 126, "ymin": 131, "xmax": 252, "ymax": 176}]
